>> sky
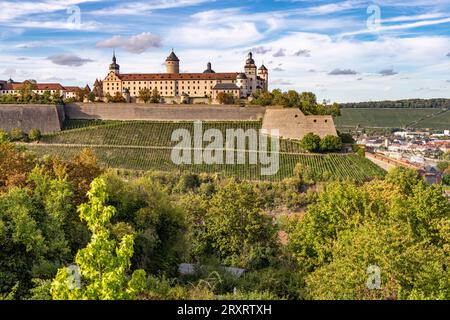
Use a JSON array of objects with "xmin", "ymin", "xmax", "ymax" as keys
[{"xmin": 0, "ymin": 0, "xmax": 449, "ymax": 103}]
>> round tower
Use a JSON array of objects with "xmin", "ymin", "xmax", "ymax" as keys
[
  {"xmin": 166, "ymin": 50, "xmax": 180, "ymax": 74},
  {"xmin": 109, "ymin": 51, "xmax": 120, "ymax": 74}
]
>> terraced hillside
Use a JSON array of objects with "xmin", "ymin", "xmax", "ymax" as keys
[
  {"xmin": 335, "ymin": 108, "xmax": 448, "ymax": 129},
  {"xmin": 26, "ymin": 120, "xmax": 386, "ymax": 182}
]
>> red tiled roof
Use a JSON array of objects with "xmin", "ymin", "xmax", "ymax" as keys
[
  {"xmin": 2, "ymin": 82, "xmax": 66, "ymax": 91},
  {"xmin": 118, "ymin": 73, "xmax": 238, "ymax": 81},
  {"xmin": 64, "ymin": 86, "xmax": 82, "ymax": 92}
]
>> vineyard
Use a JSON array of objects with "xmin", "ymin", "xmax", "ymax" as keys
[
  {"xmin": 334, "ymin": 108, "xmax": 444, "ymax": 129},
  {"xmin": 26, "ymin": 120, "xmax": 386, "ymax": 182}
]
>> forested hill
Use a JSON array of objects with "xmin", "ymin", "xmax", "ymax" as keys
[{"xmin": 341, "ymin": 98, "xmax": 450, "ymax": 109}]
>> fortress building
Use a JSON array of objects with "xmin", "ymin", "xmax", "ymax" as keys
[
  {"xmin": 0, "ymin": 78, "xmax": 89, "ymax": 101},
  {"xmin": 102, "ymin": 51, "xmax": 269, "ymax": 104}
]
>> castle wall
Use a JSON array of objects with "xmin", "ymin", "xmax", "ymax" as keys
[
  {"xmin": 0, "ymin": 105, "xmax": 63, "ymax": 133},
  {"xmin": 64, "ymin": 103, "xmax": 266, "ymax": 121},
  {"xmin": 262, "ymin": 108, "xmax": 338, "ymax": 140}
]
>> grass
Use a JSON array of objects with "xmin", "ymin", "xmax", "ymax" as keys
[{"xmin": 25, "ymin": 120, "xmax": 386, "ymax": 182}]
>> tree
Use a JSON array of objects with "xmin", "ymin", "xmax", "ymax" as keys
[
  {"xmin": 50, "ymin": 178, "xmax": 146, "ymax": 300},
  {"xmin": 51, "ymin": 90, "xmax": 63, "ymax": 104},
  {"xmin": 105, "ymin": 93, "xmax": 113, "ymax": 103},
  {"xmin": 138, "ymin": 88, "xmax": 152, "ymax": 104},
  {"xmin": 103, "ymin": 173, "xmax": 188, "ymax": 275},
  {"xmin": 216, "ymin": 92, "xmax": 236, "ymax": 105},
  {"xmin": 289, "ymin": 177, "xmax": 450, "ymax": 300},
  {"xmin": 201, "ymin": 180, "xmax": 279, "ymax": 269},
  {"xmin": 87, "ymin": 92, "xmax": 95, "ymax": 103},
  {"xmin": 0, "ymin": 168, "xmax": 72, "ymax": 298},
  {"xmin": 442, "ymin": 174, "xmax": 450, "ymax": 186},
  {"xmin": 384, "ymin": 167, "xmax": 421, "ymax": 195},
  {"xmin": 300, "ymin": 133, "xmax": 321, "ymax": 152},
  {"xmin": 111, "ymin": 92, "xmax": 126, "ymax": 103},
  {"xmin": 319, "ymin": 135, "xmax": 342, "ymax": 152},
  {"xmin": 18, "ymin": 82, "xmax": 36, "ymax": 103},
  {"xmin": 305, "ymin": 219, "xmax": 450, "ymax": 300},
  {"xmin": 299, "ymin": 92, "xmax": 318, "ymax": 115},
  {"xmin": 150, "ymin": 88, "xmax": 161, "ymax": 103}
]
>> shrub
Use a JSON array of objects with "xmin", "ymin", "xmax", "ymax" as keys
[
  {"xmin": 0, "ymin": 129, "xmax": 10, "ymax": 143},
  {"xmin": 300, "ymin": 133, "xmax": 321, "ymax": 152},
  {"xmin": 28, "ymin": 129, "xmax": 42, "ymax": 142},
  {"xmin": 9, "ymin": 128, "xmax": 26, "ymax": 142},
  {"xmin": 320, "ymin": 135, "xmax": 342, "ymax": 152}
]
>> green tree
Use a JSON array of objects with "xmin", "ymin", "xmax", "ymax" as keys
[
  {"xmin": 385, "ymin": 167, "xmax": 421, "ymax": 195},
  {"xmin": 299, "ymin": 92, "xmax": 318, "ymax": 115},
  {"xmin": 319, "ymin": 135, "xmax": 342, "ymax": 152},
  {"xmin": 50, "ymin": 178, "xmax": 146, "ymax": 300},
  {"xmin": 150, "ymin": 88, "xmax": 161, "ymax": 103},
  {"xmin": 138, "ymin": 88, "xmax": 152, "ymax": 103},
  {"xmin": 87, "ymin": 92, "xmax": 96, "ymax": 103},
  {"xmin": 202, "ymin": 180, "xmax": 279, "ymax": 269},
  {"xmin": 0, "ymin": 168, "xmax": 72, "ymax": 298},
  {"xmin": 300, "ymin": 133, "xmax": 321, "ymax": 152}
]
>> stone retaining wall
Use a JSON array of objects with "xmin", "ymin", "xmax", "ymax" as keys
[
  {"xmin": 64, "ymin": 103, "xmax": 266, "ymax": 121},
  {"xmin": 0, "ymin": 104, "xmax": 63, "ymax": 133}
]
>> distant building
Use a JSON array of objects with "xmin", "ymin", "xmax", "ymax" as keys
[
  {"xmin": 0, "ymin": 79, "xmax": 89, "ymax": 101},
  {"xmin": 102, "ymin": 51, "xmax": 269, "ymax": 104}
]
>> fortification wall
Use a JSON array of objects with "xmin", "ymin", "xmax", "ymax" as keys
[
  {"xmin": 64, "ymin": 103, "xmax": 266, "ymax": 121},
  {"xmin": 0, "ymin": 105, "xmax": 63, "ymax": 133},
  {"xmin": 262, "ymin": 108, "xmax": 338, "ymax": 140}
]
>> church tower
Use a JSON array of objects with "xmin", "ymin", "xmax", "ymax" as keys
[
  {"xmin": 166, "ymin": 50, "xmax": 180, "ymax": 74},
  {"xmin": 244, "ymin": 52, "xmax": 257, "ymax": 93},
  {"xmin": 109, "ymin": 51, "xmax": 120, "ymax": 74}
]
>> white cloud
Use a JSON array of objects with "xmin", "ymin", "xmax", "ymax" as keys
[
  {"xmin": 96, "ymin": 32, "xmax": 162, "ymax": 54},
  {"xmin": 167, "ymin": 22, "xmax": 263, "ymax": 48},
  {"xmin": 90, "ymin": 0, "xmax": 213, "ymax": 16}
]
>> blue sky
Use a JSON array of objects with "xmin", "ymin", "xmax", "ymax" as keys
[{"xmin": 0, "ymin": 0, "xmax": 449, "ymax": 102}]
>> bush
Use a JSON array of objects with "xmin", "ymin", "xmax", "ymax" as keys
[
  {"xmin": 0, "ymin": 129, "xmax": 10, "ymax": 143},
  {"xmin": 28, "ymin": 129, "xmax": 42, "ymax": 142},
  {"xmin": 300, "ymin": 133, "xmax": 321, "ymax": 152},
  {"xmin": 320, "ymin": 135, "xmax": 342, "ymax": 152},
  {"xmin": 442, "ymin": 174, "xmax": 450, "ymax": 186},
  {"xmin": 9, "ymin": 128, "xmax": 26, "ymax": 142}
]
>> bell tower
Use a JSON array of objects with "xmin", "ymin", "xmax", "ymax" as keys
[
  {"xmin": 244, "ymin": 52, "xmax": 257, "ymax": 93},
  {"xmin": 109, "ymin": 51, "xmax": 120, "ymax": 74}
]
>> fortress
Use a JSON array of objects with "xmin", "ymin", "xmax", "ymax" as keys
[
  {"xmin": 102, "ymin": 51, "xmax": 269, "ymax": 104},
  {"xmin": 0, "ymin": 50, "xmax": 337, "ymax": 140}
]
